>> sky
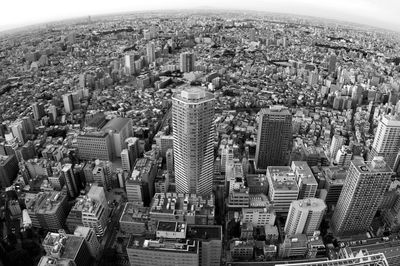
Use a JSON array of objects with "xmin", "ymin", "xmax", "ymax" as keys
[{"xmin": 0, "ymin": 0, "xmax": 399, "ymax": 32}]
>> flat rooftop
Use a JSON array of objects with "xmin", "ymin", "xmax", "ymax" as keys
[
  {"xmin": 267, "ymin": 166, "xmax": 298, "ymax": 191},
  {"xmin": 120, "ymin": 202, "xmax": 149, "ymax": 223},
  {"xmin": 150, "ymin": 193, "xmax": 214, "ymax": 216},
  {"xmin": 292, "ymin": 198, "xmax": 326, "ymax": 212},
  {"xmin": 291, "ymin": 161, "xmax": 317, "ymax": 185},
  {"xmin": 352, "ymin": 157, "xmax": 393, "ymax": 174},
  {"xmin": 43, "ymin": 232, "xmax": 84, "ymax": 260},
  {"xmin": 157, "ymin": 221, "xmax": 181, "ymax": 232},
  {"xmin": 246, "ymin": 174, "xmax": 268, "ymax": 188},
  {"xmin": 62, "ymin": 235, "xmax": 84, "ymax": 260},
  {"xmin": 78, "ymin": 131, "xmax": 108, "ymax": 138},
  {"xmin": 348, "ymin": 239, "xmax": 400, "ymax": 263},
  {"xmin": 187, "ymin": 225, "xmax": 222, "ymax": 241},
  {"xmin": 36, "ymin": 191, "xmax": 66, "ymax": 214},
  {"xmin": 127, "ymin": 236, "xmax": 198, "ymax": 253},
  {"xmin": 37, "ymin": 256, "xmax": 73, "ymax": 266},
  {"xmin": 259, "ymin": 105, "xmax": 291, "ymax": 116}
]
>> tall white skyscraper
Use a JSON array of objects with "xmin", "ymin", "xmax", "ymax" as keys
[
  {"xmin": 172, "ymin": 87, "xmax": 215, "ymax": 195},
  {"xmin": 332, "ymin": 157, "xmax": 393, "ymax": 236},
  {"xmin": 369, "ymin": 114, "xmax": 400, "ymax": 170},
  {"xmin": 284, "ymin": 198, "xmax": 326, "ymax": 236}
]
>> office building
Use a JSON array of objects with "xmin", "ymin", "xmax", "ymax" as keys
[
  {"xmin": 255, "ymin": 106, "xmax": 292, "ymax": 169},
  {"xmin": 121, "ymin": 149, "xmax": 131, "ymax": 172},
  {"xmin": 81, "ymin": 196, "xmax": 108, "ymax": 237},
  {"xmin": 131, "ymin": 158, "xmax": 157, "ymax": 206},
  {"xmin": 172, "ymin": 87, "xmax": 215, "ymax": 195},
  {"xmin": 126, "ymin": 222, "xmax": 199, "ymax": 266},
  {"xmin": 285, "ymin": 198, "xmax": 326, "ymax": 236},
  {"xmin": 369, "ymin": 114, "xmax": 400, "ymax": 170},
  {"xmin": 291, "ymin": 161, "xmax": 317, "ymax": 199},
  {"xmin": 126, "ymin": 137, "xmax": 140, "ymax": 168},
  {"xmin": 160, "ymin": 134, "xmax": 174, "ymax": 158},
  {"xmin": 166, "ymin": 148, "xmax": 174, "ymax": 173},
  {"xmin": 267, "ymin": 166, "xmax": 299, "ymax": 214},
  {"xmin": 126, "ymin": 170, "xmax": 145, "ymax": 203},
  {"xmin": 330, "ymin": 135, "xmax": 345, "ymax": 160},
  {"xmin": 66, "ymin": 199, "xmax": 84, "ymax": 233},
  {"xmin": 246, "ymin": 174, "xmax": 269, "ymax": 194},
  {"xmin": 74, "ymin": 226, "xmax": 101, "ymax": 260},
  {"xmin": 92, "ymin": 160, "xmax": 114, "ymax": 190},
  {"xmin": 25, "ymin": 192, "xmax": 48, "ymax": 228},
  {"xmin": 125, "ymin": 54, "xmax": 137, "ymax": 75},
  {"xmin": 328, "ymin": 54, "xmax": 337, "ymax": 73},
  {"xmin": 225, "ymin": 160, "xmax": 244, "ymax": 194},
  {"xmin": 77, "ymin": 131, "xmax": 113, "ymax": 161},
  {"xmin": 119, "ymin": 202, "xmax": 149, "ymax": 235},
  {"xmin": 62, "ymin": 164, "xmax": 78, "ymax": 198},
  {"xmin": 339, "ymin": 239, "xmax": 400, "ymax": 266},
  {"xmin": 37, "ymin": 256, "xmax": 75, "ymax": 266},
  {"xmin": 275, "ymin": 253, "xmax": 388, "ymax": 266},
  {"xmin": 146, "ymin": 42, "xmax": 156, "ymax": 63},
  {"xmin": 186, "ymin": 225, "xmax": 222, "ymax": 266},
  {"xmin": 9, "ymin": 120, "xmax": 27, "ymax": 144},
  {"xmin": 154, "ymin": 170, "xmax": 170, "ymax": 193},
  {"xmin": 36, "ymin": 191, "xmax": 68, "ymax": 231},
  {"xmin": 335, "ymin": 146, "xmax": 353, "ymax": 166},
  {"xmin": 48, "ymin": 105, "xmax": 57, "ymax": 121},
  {"xmin": 0, "ymin": 154, "xmax": 19, "ymax": 188},
  {"xmin": 227, "ymin": 187, "xmax": 250, "ymax": 209},
  {"xmin": 62, "ymin": 93, "xmax": 74, "ymax": 113},
  {"xmin": 279, "ymin": 234, "xmax": 308, "ymax": 258},
  {"xmin": 323, "ymin": 166, "xmax": 347, "ymax": 206},
  {"xmin": 32, "ymin": 102, "xmax": 46, "ymax": 121},
  {"xmin": 242, "ymin": 205, "xmax": 276, "ymax": 227},
  {"xmin": 221, "ymin": 144, "xmax": 234, "ymax": 173},
  {"xmin": 230, "ymin": 240, "xmax": 254, "ymax": 261},
  {"xmin": 180, "ymin": 52, "xmax": 195, "ymax": 73},
  {"xmin": 42, "ymin": 231, "xmax": 90, "ymax": 266},
  {"xmin": 87, "ymin": 184, "xmax": 108, "ymax": 208},
  {"xmin": 101, "ymin": 117, "xmax": 133, "ymax": 157},
  {"xmin": 332, "ymin": 157, "xmax": 393, "ymax": 236},
  {"xmin": 149, "ymin": 193, "xmax": 215, "ymax": 232}
]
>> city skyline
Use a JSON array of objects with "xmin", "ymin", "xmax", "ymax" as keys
[
  {"xmin": 1, "ymin": 0, "xmax": 400, "ymax": 32},
  {"xmin": 1, "ymin": 7, "xmax": 400, "ymax": 266}
]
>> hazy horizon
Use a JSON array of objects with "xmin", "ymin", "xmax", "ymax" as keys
[{"xmin": 1, "ymin": 0, "xmax": 400, "ymax": 32}]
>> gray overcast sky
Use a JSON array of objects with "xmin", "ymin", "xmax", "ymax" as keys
[{"xmin": 1, "ymin": 0, "xmax": 399, "ymax": 31}]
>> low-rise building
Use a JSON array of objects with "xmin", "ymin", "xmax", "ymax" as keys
[
  {"xmin": 119, "ymin": 202, "xmax": 149, "ymax": 235},
  {"xmin": 41, "ymin": 231, "xmax": 91, "ymax": 266},
  {"xmin": 149, "ymin": 193, "xmax": 215, "ymax": 232},
  {"xmin": 267, "ymin": 166, "xmax": 299, "ymax": 214}
]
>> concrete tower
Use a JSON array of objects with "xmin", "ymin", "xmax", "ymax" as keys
[
  {"xmin": 255, "ymin": 106, "xmax": 292, "ymax": 169},
  {"xmin": 332, "ymin": 157, "xmax": 393, "ymax": 236},
  {"xmin": 172, "ymin": 87, "xmax": 215, "ymax": 195},
  {"xmin": 369, "ymin": 114, "xmax": 400, "ymax": 171},
  {"xmin": 284, "ymin": 198, "xmax": 326, "ymax": 236}
]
